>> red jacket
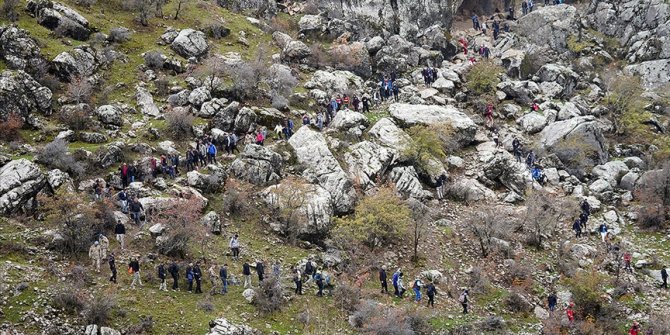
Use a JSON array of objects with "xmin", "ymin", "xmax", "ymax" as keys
[{"xmin": 566, "ymin": 308, "xmax": 574, "ymax": 321}]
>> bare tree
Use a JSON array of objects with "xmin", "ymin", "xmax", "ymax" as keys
[
  {"xmin": 154, "ymin": 0, "xmax": 168, "ymax": 17},
  {"xmin": 467, "ymin": 208, "xmax": 511, "ymax": 257},
  {"xmin": 152, "ymin": 197, "xmax": 206, "ymax": 258},
  {"xmin": 66, "ymin": 77, "xmax": 93, "ymax": 104},
  {"xmin": 267, "ymin": 179, "xmax": 308, "ymax": 244},
  {"xmin": 130, "ymin": 0, "xmax": 153, "ymax": 26},
  {"xmin": 174, "ymin": 0, "xmax": 189, "ymax": 20},
  {"xmin": 195, "ymin": 56, "xmax": 227, "ymax": 92},
  {"xmin": 407, "ymin": 198, "xmax": 430, "ymax": 262},
  {"xmin": 523, "ymin": 190, "xmax": 577, "ymax": 249}
]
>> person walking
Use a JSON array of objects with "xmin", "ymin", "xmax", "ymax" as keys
[
  {"xmin": 623, "ymin": 252, "xmax": 633, "ymax": 273},
  {"xmin": 425, "ymin": 281, "xmax": 436, "ymax": 308},
  {"xmin": 193, "ymin": 262, "xmax": 203, "ymax": 294},
  {"xmin": 661, "ymin": 266, "xmax": 668, "ymax": 289},
  {"xmin": 129, "ymin": 199, "xmax": 144, "ymax": 226},
  {"xmin": 598, "ymin": 223, "xmax": 608, "ymax": 242},
  {"xmin": 573, "ymin": 219, "xmax": 582, "ymax": 238},
  {"xmin": 108, "ymin": 252, "xmax": 117, "ymax": 283},
  {"xmin": 220, "ymin": 264, "xmax": 228, "ymax": 294},
  {"xmin": 547, "ymin": 292, "xmax": 557, "ymax": 312},
  {"xmin": 208, "ymin": 263, "xmax": 218, "ymax": 294},
  {"xmin": 158, "ymin": 263, "xmax": 167, "ymax": 291},
  {"xmin": 229, "ymin": 234, "xmax": 240, "ymax": 261},
  {"xmin": 168, "ymin": 261, "xmax": 179, "ymax": 291},
  {"xmin": 272, "ymin": 260, "xmax": 281, "ymax": 278},
  {"xmin": 459, "ymin": 289, "xmax": 469, "ymax": 314},
  {"xmin": 129, "ymin": 257, "xmax": 142, "ymax": 289},
  {"xmin": 304, "ymin": 258, "xmax": 316, "ymax": 286},
  {"xmin": 186, "ymin": 263, "xmax": 194, "ymax": 293},
  {"xmin": 392, "ymin": 268, "xmax": 401, "ymax": 297},
  {"xmin": 629, "ymin": 321, "xmax": 641, "ymax": 335},
  {"xmin": 114, "ymin": 220, "xmax": 126, "ymax": 250},
  {"xmin": 379, "ymin": 265, "xmax": 388, "ymax": 294},
  {"xmin": 566, "ymin": 302, "xmax": 575, "ymax": 323},
  {"xmin": 98, "ymin": 234, "xmax": 109, "ymax": 260},
  {"xmin": 118, "ymin": 189, "xmax": 128, "ymax": 213},
  {"xmin": 485, "ymin": 103, "xmax": 494, "ymax": 128},
  {"xmin": 436, "ymin": 174, "xmax": 447, "ymax": 200},
  {"xmin": 315, "ymin": 270, "xmax": 324, "ymax": 297},
  {"xmin": 413, "ymin": 277, "xmax": 423, "ymax": 303},
  {"xmin": 243, "ymin": 260, "xmax": 252, "ymax": 288},
  {"xmin": 89, "ymin": 241, "xmax": 103, "ymax": 273},
  {"xmin": 397, "ymin": 272, "xmax": 406, "ymax": 298},
  {"xmin": 256, "ymin": 260, "xmax": 265, "ymax": 282},
  {"xmin": 293, "ymin": 267, "xmax": 303, "ymax": 295}
]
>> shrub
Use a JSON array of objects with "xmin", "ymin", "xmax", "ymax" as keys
[
  {"xmin": 333, "ymin": 283, "xmax": 361, "ymax": 312},
  {"xmin": 1, "ymin": 0, "xmax": 19, "ymax": 21},
  {"xmin": 565, "ymin": 270, "xmax": 607, "ymax": 320},
  {"xmin": 467, "ymin": 208, "xmax": 512, "ymax": 258},
  {"xmin": 468, "ymin": 267, "xmax": 491, "ymax": 294},
  {"xmin": 203, "ymin": 21, "xmax": 231, "ymax": 39},
  {"xmin": 221, "ymin": 179, "xmax": 249, "ymax": 216},
  {"xmin": 465, "ymin": 60, "xmax": 503, "ymax": 96},
  {"xmin": 333, "ymin": 187, "xmax": 413, "ymax": 249},
  {"xmin": 252, "ymin": 275, "xmax": 284, "ymax": 315},
  {"xmin": 268, "ymin": 65, "xmax": 298, "ymax": 98},
  {"xmin": 154, "ymin": 76, "xmax": 170, "ymax": 96},
  {"xmin": 504, "ymin": 290, "xmax": 532, "ymax": 314},
  {"xmin": 37, "ymin": 139, "xmax": 85, "ymax": 176},
  {"xmin": 125, "ymin": 316, "xmax": 154, "ymax": 335},
  {"xmin": 84, "ymin": 295, "xmax": 117, "ymax": 326},
  {"xmin": 165, "ymin": 108, "xmax": 194, "ymax": 140},
  {"xmin": 152, "ymin": 197, "xmax": 205, "ymax": 257},
  {"xmin": 550, "ymin": 136, "xmax": 601, "ymax": 180},
  {"xmin": 222, "ymin": 61, "xmax": 265, "ymax": 101},
  {"xmin": 350, "ymin": 300, "xmax": 433, "ymax": 335},
  {"xmin": 403, "ymin": 125, "xmax": 447, "ymax": 176},
  {"xmin": 634, "ymin": 163, "xmax": 670, "ymax": 230},
  {"xmin": 58, "ymin": 104, "xmax": 91, "ymax": 132},
  {"xmin": 271, "ymin": 95, "xmax": 289, "ymax": 110},
  {"xmin": 65, "ymin": 77, "xmax": 93, "ymax": 104},
  {"xmin": 523, "ymin": 190, "xmax": 578, "ymax": 249},
  {"xmin": 0, "ymin": 112, "xmax": 23, "ymax": 141},
  {"xmin": 196, "ymin": 297, "xmax": 214, "ymax": 312},
  {"xmin": 108, "ymin": 27, "xmax": 131, "ymax": 43},
  {"xmin": 52, "ymin": 286, "xmax": 85, "ymax": 314},
  {"xmin": 602, "ymin": 73, "xmax": 645, "ymax": 134},
  {"xmin": 69, "ymin": 265, "xmax": 92, "ymax": 288},
  {"xmin": 329, "ymin": 43, "xmax": 370, "ymax": 76},
  {"xmin": 144, "ymin": 51, "xmax": 165, "ymax": 69},
  {"xmin": 39, "ymin": 190, "xmax": 100, "ymax": 255}
]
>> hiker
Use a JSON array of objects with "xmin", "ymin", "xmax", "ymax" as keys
[
  {"xmin": 623, "ymin": 252, "xmax": 633, "ymax": 273},
  {"xmin": 186, "ymin": 263, "xmax": 194, "ymax": 292},
  {"xmin": 531, "ymin": 165, "xmax": 547, "ymax": 184},
  {"xmin": 458, "ymin": 37, "xmax": 468, "ymax": 55},
  {"xmin": 343, "ymin": 95, "xmax": 350, "ymax": 109},
  {"xmin": 158, "ymin": 263, "xmax": 167, "ymax": 291},
  {"xmin": 425, "ymin": 281, "xmax": 436, "ymax": 308},
  {"xmin": 352, "ymin": 95, "xmax": 360, "ymax": 112},
  {"xmin": 397, "ymin": 272, "xmax": 406, "ymax": 298},
  {"xmin": 379, "ymin": 265, "xmax": 388, "ymax": 293},
  {"xmin": 272, "ymin": 260, "xmax": 281, "ymax": 278},
  {"xmin": 207, "ymin": 142, "xmax": 217, "ymax": 164},
  {"xmin": 129, "ymin": 198, "xmax": 144, "ymax": 226},
  {"xmin": 392, "ymin": 268, "xmax": 401, "ymax": 296},
  {"xmin": 459, "ymin": 289, "xmax": 469, "ymax": 314},
  {"xmin": 566, "ymin": 302, "xmax": 575, "ymax": 323},
  {"xmin": 304, "ymin": 258, "xmax": 316, "ymax": 286},
  {"xmin": 193, "ymin": 262, "xmax": 203, "ymax": 293},
  {"xmin": 485, "ymin": 103, "xmax": 494, "ymax": 127},
  {"xmin": 522, "ymin": 0, "xmax": 528, "ymax": 15},
  {"xmin": 316, "ymin": 112, "xmax": 324, "ymax": 131},
  {"xmin": 530, "ymin": 102, "xmax": 540, "ymax": 112},
  {"xmin": 512, "ymin": 137, "xmax": 522, "ymax": 163},
  {"xmin": 491, "ymin": 129, "xmax": 500, "ymax": 148},
  {"xmin": 471, "ymin": 14, "xmax": 480, "ymax": 30},
  {"xmin": 547, "ymin": 292, "xmax": 557, "ymax": 312},
  {"xmin": 436, "ymin": 174, "xmax": 447, "ymax": 200},
  {"xmin": 324, "ymin": 271, "xmax": 335, "ymax": 296},
  {"xmin": 481, "ymin": 20, "xmax": 488, "ymax": 35},
  {"xmin": 315, "ymin": 270, "xmax": 324, "ymax": 296},
  {"xmin": 508, "ymin": 6, "xmax": 514, "ymax": 20},
  {"xmin": 168, "ymin": 261, "xmax": 179, "ymax": 291},
  {"xmin": 525, "ymin": 150, "xmax": 536, "ymax": 169},
  {"xmin": 504, "ymin": 22, "xmax": 510, "ymax": 33},
  {"xmin": 255, "ymin": 131, "xmax": 265, "ymax": 146},
  {"xmin": 579, "ymin": 211, "xmax": 589, "ymax": 231},
  {"xmin": 256, "ymin": 260, "xmax": 265, "ymax": 282},
  {"xmin": 243, "ymin": 260, "xmax": 252, "ymax": 288},
  {"xmin": 598, "ymin": 223, "xmax": 608, "ymax": 242},
  {"xmin": 89, "ymin": 241, "xmax": 103, "ymax": 273},
  {"xmin": 109, "ymin": 252, "xmax": 117, "ymax": 283},
  {"xmin": 98, "ymin": 234, "xmax": 109, "ymax": 260},
  {"xmin": 661, "ymin": 267, "xmax": 668, "ymax": 289},
  {"xmin": 581, "ymin": 199, "xmax": 591, "ymax": 216},
  {"xmin": 129, "ymin": 257, "xmax": 142, "ymax": 289},
  {"xmin": 229, "ymin": 234, "xmax": 240, "ymax": 260},
  {"xmin": 630, "ymin": 321, "xmax": 641, "ymax": 335},
  {"xmin": 573, "ymin": 219, "xmax": 582, "ymax": 238},
  {"xmin": 208, "ymin": 263, "xmax": 218, "ymax": 293},
  {"xmin": 483, "ymin": 46, "xmax": 490, "ymax": 59},
  {"xmin": 293, "ymin": 267, "xmax": 303, "ymax": 295},
  {"xmin": 220, "ymin": 264, "xmax": 228, "ymax": 294},
  {"xmin": 392, "ymin": 83, "xmax": 399, "ymax": 102},
  {"xmin": 118, "ymin": 189, "xmax": 128, "ymax": 213},
  {"xmin": 120, "ymin": 163, "xmax": 129, "ymax": 188},
  {"xmin": 362, "ymin": 95, "xmax": 370, "ymax": 113},
  {"xmin": 413, "ymin": 277, "xmax": 423, "ymax": 303}
]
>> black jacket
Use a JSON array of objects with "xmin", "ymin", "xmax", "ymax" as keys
[
  {"xmin": 243, "ymin": 263, "xmax": 251, "ymax": 276},
  {"xmin": 168, "ymin": 263, "xmax": 179, "ymax": 278},
  {"xmin": 220, "ymin": 267, "xmax": 228, "ymax": 279},
  {"xmin": 129, "ymin": 260, "xmax": 140, "ymax": 272},
  {"xmin": 426, "ymin": 283, "xmax": 436, "ymax": 296},
  {"xmin": 256, "ymin": 262, "xmax": 264, "ymax": 276},
  {"xmin": 572, "ymin": 220, "xmax": 581, "ymax": 231},
  {"xmin": 193, "ymin": 265, "xmax": 202, "ymax": 279},
  {"xmin": 379, "ymin": 269, "xmax": 387, "ymax": 282},
  {"xmin": 130, "ymin": 201, "xmax": 143, "ymax": 212},
  {"xmin": 662, "ymin": 268, "xmax": 668, "ymax": 279},
  {"xmin": 304, "ymin": 261, "xmax": 314, "ymax": 275},
  {"xmin": 158, "ymin": 265, "xmax": 166, "ymax": 279},
  {"xmin": 114, "ymin": 223, "xmax": 126, "ymax": 234}
]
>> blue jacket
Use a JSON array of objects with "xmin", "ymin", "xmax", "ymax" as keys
[{"xmin": 392, "ymin": 272, "xmax": 400, "ymax": 286}]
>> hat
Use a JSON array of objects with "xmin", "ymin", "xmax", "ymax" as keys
[{"xmin": 94, "ymin": 241, "xmax": 99, "ymax": 245}]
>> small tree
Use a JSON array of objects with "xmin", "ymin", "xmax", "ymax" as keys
[
  {"xmin": 407, "ymin": 198, "xmax": 431, "ymax": 262},
  {"xmin": 195, "ymin": 56, "xmax": 227, "ymax": 92},
  {"xmin": 152, "ymin": 197, "xmax": 205, "ymax": 258},
  {"xmin": 130, "ymin": 0, "xmax": 153, "ymax": 26},
  {"xmin": 266, "ymin": 179, "xmax": 308, "ymax": 245},
  {"xmin": 66, "ymin": 77, "xmax": 93, "ymax": 104},
  {"xmin": 252, "ymin": 275, "xmax": 284, "ymax": 315},
  {"xmin": 465, "ymin": 60, "xmax": 503, "ymax": 96},
  {"xmin": 467, "ymin": 208, "xmax": 510, "ymax": 257},
  {"xmin": 334, "ymin": 187, "xmax": 413, "ymax": 249},
  {"xmin": 523, "ymin": 190, "xmax": 577, "ymax": 249},
  {"xmin": 174, "ymin": 0, "xmax": 189, "ymax": 20},
  {"xmin": 403, "ymin": 125, "xmax": 446, "ymax": 176},
  {"xmin": 0, "ymin": 112, "xmax": 23, "ymax": 141},
  {"xmin": 154, "ymin": 0, "xmax": 168, "ymax": 17},
  {"xmin": 165, "ymin": 107, "xmax": 194, "ymax": 140},
  {"xmin": 634, "ymin": 163, "xmax": 670, "ymax": 230},
  {"xmin": 1, "ymin": 0, "xmax": 19, "ymax": 21},
  {"xmin": 602, "ymin": 73, "xmax": 644, "ymax": 134},
  {"xmin": 39, "ymin": 190, "xmax": 98, "ymax": 255},
  {"xmin": 37, "ymin": 139, "xmax": 85, "ymax": 176}
]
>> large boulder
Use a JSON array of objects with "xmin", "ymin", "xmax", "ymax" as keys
[
  {"xmin": 0, "ymin": 159, "xmax": 46, "ymax": 214},
  {"xmin": 282, "ymin": 40, "xmax": 311, "ymax": 61},
  {"xmin": 298, "ymin": 15, "xmax": 324, "ymax": 35},
  {"xmin": 447, "ymin": 178, "xmax": 495, "ymax": 202},
  {"xmin": 539, "ymin": 116, "xmax": 608, "ymax": 166},
  {"xmin": 389, "ymin": 166, "xmax": 432, "ymax": 199},
  {"xmin": 52, "ymin": 46, "xmax": 100, "ymax": 80},
  {"xmin": 344, "ymin": 141, "xmax": 395, "ymax": 191},
  {"xmin": 517, "ymin": 112, "xmax": 547, "ymax": 134},
  {"xmin": 0, "ymin": 26, "xmax": 43, "ymax": 71},
  {"xmin": 207, "ymin": 318, "xmax": 259, "ymax": 335},
  {"xmin": 262, "ymin": 182, "xmax": 334, "ymax": 238},
  {"xmin": 288, "ymin": 127, "xmax": 357, "ymax": 213},
  {"xmin": 95, "ymin": 105, "xmax": 123, "ymax": 126},
  {"xmin": 625, "ymin": 60, "xmax": 670, "ymax": 90},
  {"xmin": 330, "ymin": 110, "xmax": 369, "ymax": 137},
  {"xmin": 515, "ymin": 5, "xmax": 579, "ymax": 53},
  {"xmin": 388, "ymin": 103, "xmax": 476, "ymax": 145},
  {"xmin": 171, "ymin": 29, "xmax": 208, "ymax": 58},
  {"xmin": 27, "ymin": 0, "xmax": 91, "ymax": 40},
  {"xmin": 135, "ymin": 86, "xmax": 161, "ymax": 117},
  {"xmin": 212, "ymin": 101, "xmax": 241, "ymax": 131},
  {"xmin": 591, "ymin": 161, "xmax": 630, "ymax": 188},
  {"xmin": 304, "ymin": 70, "xmax": 364, "ymax": 95},
  {"xmin": 199, "ymin": 98, "xmax": 228, "ymax": 118},
  {"xmin": 368, "ymin": 117, "xmax": 411, "ymax": 152},
  {"xmin": 535, "ymin": 64, "xmax": 579, "ymax": 98},
  {"xmin": 480, "ymin": 150, "xmax": 533, "ymax": 195},
  {"xmin": 229, "ymin": 144, "xmax": 282, "ymax": 185},
  {"xmin": 0, "ymin": 70, "xmax": 52, "ymax": 121}
]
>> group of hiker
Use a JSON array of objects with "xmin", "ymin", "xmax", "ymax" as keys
[{"xmin": 378, "ymin": 266, "xmax": 440, "ymax": 309}]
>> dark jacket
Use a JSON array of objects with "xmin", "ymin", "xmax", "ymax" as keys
[
  {"xmin": 114, "ymin": 223, "xmax": 126, "ymax": 234},
  {"xmin": 547, "ymin": 295, "xmax": 557, "ymax": 306},
  {"xmin": 662, "ymin": 268, "xmax": 668, "ymax": 279},
  {"xmin": 130, "ymin": 201, "xmax": 143, "ymax": 212},
  {"xmin": 168, "ymin": 263, "xmax": 179, "ymax": 278},
  {"xmin": 304, "ymin": 261, "xmax": 314, "ymax": 275},
  {"xmin": 426, "ymin": 283, "xmax": 436, "ymax": 296},
  {"xmin": 193, "ymin": 265, "xmax": 202, "ymax": 279},
  {"xmin": 379, "ymin": 269, "xmax": 387, "ymax": 282},
  {"xmin": 158, "ymin": 265, "xmax": 166, "ymax": 279},
  {"xmin": 243, "ymin": 263, "xmax": 251, "ymax": 276},
  {"xmin": 572, "ymin": 220, "xmax": 581, "ymax": 231},
  {"xmin": 109, "ymin": 256, "xmax": 116, "ymax": 270},
  {"xmin": 220, "ymin": 266, "xmax": 228, "ymax": 279},
  {"xmin": 118, "ymin": 191, "xmax": 127, "ymax": 201},
  {"xmin": 129, "ymin": 260, "xmax": 140, "ymax": 272},
  {"xmin": 256, "ymin": 262, "xmax": 265, "ymax": 276}
]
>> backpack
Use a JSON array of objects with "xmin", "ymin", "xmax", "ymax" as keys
[
  {"xmin": 458, "ymin": 293, "xmax": 466, "ymax": 303},
  {"xmin": 427, "ymin": 285, "xmax": 436, "ymax": 295}
]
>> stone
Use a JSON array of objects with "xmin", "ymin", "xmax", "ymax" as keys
[
  {"xmin": 79, "ymin": 132, "xmax": 108, "ymax": 144},
  {"xmin": 158, "ymin": 141, "xmax": 178, "ymax": 155},
  {"xmin": 536, "ymin": 64, "xmax": 579, "ymax": 97},
  {"xmin": 242, "ymin": 288, "xmax": 256, "ymax": 303},
  {"xmin": 0, "ymin": 159, "xmax": 46, "ymax": 214},
  {"xmin": 186, "ymin": 170, "xmax": 220, "ymax": 190},
  {"xmin": 330, "ymin": 110, "xmax": 369, "ymax": 136},
  {"xmin": 625, "ymin": 60, "xmax": 670, "ymax": 90},
  {"xmin": 619, "ymin": 171, "xmax": 639, "ymax": 191},
  {"xmin": 0, "ymin": 70, "xmax": 52, "ymax": 121},
  {"xmin": 233, "ymin": 107, "xmax": 257, "ymax": 134},
  {"xmin": 480, "ymin": 150, "xmax": 533, "ymax": 195},
  {"xmin": 171, "ymin": 29, "xmax": 208, "ymax": 58},
  {"xmin": 623, "ymin": 157, "xmax": 645, "ymax": 170},
  {"xmin": 201, "ymin": 211, "xmax": 221, "ymax": 234},
  {"xmin": 448, "ymin": 178, "xmax": 496, "ymax": 202},
  {"xmin": 517, "ymin": 112, "xmax": 547, "ymax": 134},
  {"xmin": 199, "ymin": 98, "xmax": 229, "ymax": 118},
  {"xmin": 420, "ymin": 270, "xmax": 444, "ymax": 284},
  {"xmin": 570, "ymin": 243, "xmax": 597, "ymax": 259},
  {"xmin": 0, "ymin": 26, "xmax": 43, "ymax": 71},
  {"xmin": 589, "ymin": 178, "xmax": 613, "ymax": 196},
  {"xmin": 229, "ymin": 144, "xmax": 282, "ymax": 185},
  {"xmin": 262, "ymin": 183, "xmax": 334, "ymax": 238},
  {"xmin": 136, "ymin": 86, "xmax": 161, "ymax": 117},
  {"xmin": 27, "ymin": 0, "xmax": 91, "ymax": 40},
  {"xmin": 298, "ymin": 15, "xmax": 323, "ymax": 35},
  {"xmin": 207, "ymin": 318, "xmax": 258, "ymax": 335},
  {"xmin": 149, "ymin": 223, "xmax": 165, "ymax": 236},
  {"xmin": 388, "ymin": 103, "xmax": 476, "ymax": 145},
  {"xmin": 368, "ymin": 117, "xmax": 411, "ymax": 152},
  {"xmin": 389, "ymin": 166, "xmax": 432, "ymax": 199},
  {"xmin": 168, "ymin": 89, "xmax": 191, "ymax": 107},
  {"xmin": 188, "ymin": 87, "xmax": 211, "ymax": 108},
  {"xmin": 591, "ymin": 161, "xmax": 630, "ymax": 188},
  {"xmin": 304, "ymin": 70, "xmax": 364, "ymax": 95},
  {"xmin": 52, "ymin": 46, "xmax": 99, "ymax": 80},
  {"xmin": 534, "ymin": 306, "xmax": 550, "ymax": 320},
  {"xmin": 365, "ymin": 36, "xmax": 385, "ymax": 54},
  {"xmin": 288, "ymin": 127, "xmax": 357, "ymax": 213},
  {"xmin": 516, "ymin": 5, "xmax": 578, "ymax": 53},
  {"xmin": 282, "ymin": 40, "xmax": 311, "ymax": 61},
  {"xmin": 539, "ymin": 116, "xmax": 608, "ymax": 166},
  {"xmin": 212, "ymin": 101, "xmax": 241, "ymax": 131},
  {"xmin": 95, "ymin": 105, "xmax": 123, "ymax": 126},
  {"xmin": 47, "ymin": 169, "xmax": 74, "ymax": 192},
  {"xmin": 344, "ymin": 141, "xmax": 395, "ymax": 190},
  {"xmin": 272, "ymin": 31, "xmax": 292, "ymax": 50}
]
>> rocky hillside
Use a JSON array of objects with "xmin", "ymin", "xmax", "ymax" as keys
[{"xmin": 1, "ymin": 0, "xmax": 670, "ymax": 334}]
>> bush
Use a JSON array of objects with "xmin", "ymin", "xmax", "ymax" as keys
[
  {"xmin": 65, "ymin": 77, "xmax": 93, "ymax": 104},
  {"xmin": 165, "ymin": 108, "xmax": 194, "ymax": 140},
  {"xmin": 504, "ymin": 290, "xmax": 532, "ymax": 314},
  {"xmin": 268, "ymin": 65, "xmax": 298, "ymax": 98},
  {"xmin": 144, "ymin": 51, "xmax": 165, "ymax": 70},
  {"xmin": 152, "ymin": 197, "xmax": 205, "ymax": 257},
  {"xmin": 58, "ymin": 104, "xmax": 92, "ymax": 132},
  {"xmin": 403, "ymin": 125, "xmax": 447, "ymax": 176},
  {"xmin": 154, "ymin": 76, "xmax": 170, "ymax": 96},
  {"xmin": 108, "ymin": 27, "xmax": 131, "ymax": 43},
  {"xmin": 125, "ymin": 316, "xmax": 154, "ymax": 335},
  {"xmin": 203, "ymin": 21, "xmax": 231, "ymax": 39},
  {"xmin": 523, "ymin": 190, "xmax": 578, "ymax": 249},
  {"xmin": 467, "ymin": 209, "xmax": 512, "ymax": 258},
  {"xmin": 565, "ymin": 270, "xmax": 607, "ymax": 320},
  {"xmin": 602, "ymin": 73, "xmax": 645, "ymax": 134},
  {"xmin": 253, "ymin": 275, "xmax": 284, "ymax": 315},
  {"xmin": 52, "ymin": 286, "xmax": 85, "ymax": 314},
  {"xmin": 350, "ymin": 300, "xmax": 433, "ymax": 335},
  {"xmin": 271, "ymin": 95, "xmax": 289, "ymax": 110},
  {"xmin": 0, "ymin": 112, "xmax": 23, "ymax": 141},
  {"xmin": 37, "ymin": 139, "xmax": 85, "ymax": 176},
  {"xmin": 333, "ymin": 283, "xmax": 361, "ymax": 312},
  {"xmin": 1, "ymin": 0, "xmax": 19, "ymax": 21},
  {"xmin": 465, "ymin": 60, "xmax": 503, "ymax": 96},
  {"xmin": 634, "ymin": 163, "xmax": 670, "ymax": 230},
  {"xmin": 550, "ymin": 137, "xmax": 601, "ymax": 180},
  {"xmin": 39, "ymin": 190, "xmax": 100, "ymax": 255},
  {"xmin": 329, "ymin": 43, "xmax": 370, "ymax": 76},
  {"xmin": 84, "ymin": 295, "xmax": 117, "ymax": 326},
  {"xmin": 197, "ymin": 297, "xmax": 214, "ymax": 312}
]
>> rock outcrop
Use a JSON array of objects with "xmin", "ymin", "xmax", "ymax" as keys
[
  {"xmin": 229, "ymin": 144, "xmax": 282, "ymax": 185},
  {"xmin": 27, "ymin": 0, "xmax": 91, "ymax": 40},
  {"xmin": 171, "ymin": 29, "xmax": 208, "ymax": 58},
  {"xmin": 0, "ymin": 26, "xmax": 44, "ymax": 71},
  {"xmin": 0, "ymin": 70, "xmax": 52, "ymax": 121},
  {"xmin": 0, "ymin": 159, "xmax": 46, "ymax": 214},
  {"xmin": 262, "ymin": 182, "xmax": 334, "ymax": 238},
  {"xmin": 207, "ymin": 318, "xmax": 259, "ymax": 335},
  {"xmin": 539, "ymin": 116, "xmax": 608, "ymax": 166},
  {"xmin": 388, "ymin": 103, "xmax": 477, "ymax": 145},
  {"xmin": 344, "ymin": 141, "xmax": 395, "ymax": 191}
]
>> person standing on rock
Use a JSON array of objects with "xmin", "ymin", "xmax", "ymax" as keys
[
  {"xmin": 379, "ymin": 265, "xmax": 388, "ymax": 294},
  {"xmin": 229, "ymin": 234, "xmax": 240, "ymax": 261},
  {"xmin": 89, "ymin": 241, "xmax": 103, "ymax": 273},
  {"xmin": 158, "ymin": 262, "xmax": 167, "ymax": 291},
  {"xmin": 169, "ymin": 260, "xmax": 179, "ymax": 291},
  {"xmin": 573, "ymin": 218, "xmax": 582, "ymax": 238},
  {"xmin": 120, "ymin": 163, "xmax": 129, "ymax": 188},
  {"xmin": 108, "ymin": 252, "xmax": 117, "ymax": 283},
  {"xmin": 193, "ymin": 262, "xmax": 203, "ymax": 294},
  {"xmin": 547, "ymin": 292, "xmax": 557, "ymax": 312},
  {"xmin": 129, "ymin": 256, "xmax": 142, "ymax": 289},
  {"xmin": 598, "ymin": 223, "xmax": 608, "ymax": 243},
  {"xmin": 243, "ymin": 260, "xmax": 252, "ymax": 288},
  {"xmin": 459, "ymin": 289, "xmax": 469, "ymax": 314},
  {"xmin": 220, "ymin": 263, "xmax": 228, "ymax": 294},
  {"xmin": 129, "ymin": 198, "xmax": 144, "ymax": 226},
  {"xmin": 293, "ymin": 266, "xmax": 302, "ymax": 295},
  {"xmin": 661, "ymin": 267, "xmax": 668, "ymax": 289},
  {"xmin": 304, "ymin": 258, "xmax": 316, "ymax": 286},
  {"xmin": 512, "ymin": 137, "xmax": 522, "ymax": 163},
  {"xmin": 581, "ymin": 199, "xmax": 591, "ymax": 216},
  {"xmin": 425, "ymin": 281, "xmax": 436, "ymax": 308},
  {"xmin": 579, "ymin": 211, "xmax": 589, "ymax": 232}
]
